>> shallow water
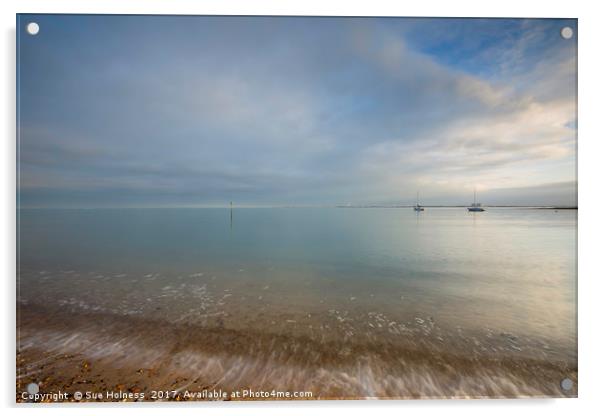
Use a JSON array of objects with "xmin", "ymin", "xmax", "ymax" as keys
[{"xmin": 17, "ymin": 207, "xmax": 577, "ymax": 399}]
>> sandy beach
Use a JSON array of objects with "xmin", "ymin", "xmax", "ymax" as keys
[{"xmin": 17, "ymin": 300, "xmax": 576, "ymax": 402}]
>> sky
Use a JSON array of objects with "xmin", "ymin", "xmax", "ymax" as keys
[{"xmin": 17, "ymin": 15, "xmax": 577, "ymax": 207}]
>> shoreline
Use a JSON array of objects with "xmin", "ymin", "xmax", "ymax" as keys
[{"xmin": 17, "ymin": 303, "xmax": 577, "ymax": 402}]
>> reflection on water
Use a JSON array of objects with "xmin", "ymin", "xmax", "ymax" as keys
[{"xmin": 17, "ymin": 207, "xmax": 577, "ymax": 399}]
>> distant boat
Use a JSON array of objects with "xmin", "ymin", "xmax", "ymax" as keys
[
  {"xmin": 467, "ymin": 189, "xmax": 485, "ymax": 212},
  {"xmin": 413, "ymin": 192, "xmax": 424, "ymax": 211}
]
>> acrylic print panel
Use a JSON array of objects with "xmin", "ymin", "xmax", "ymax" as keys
[{"xmin": 16, "ymin": 14, "xmax": 577, "ymax": 402}]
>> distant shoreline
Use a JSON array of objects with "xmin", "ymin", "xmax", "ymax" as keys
[
  {"xmin": 18, "ymin": 205, "xmax": 578, "ymax": 210},
  {"xmin": 335, "ymin": 205, "xmax": 578, "ymax": 210}
]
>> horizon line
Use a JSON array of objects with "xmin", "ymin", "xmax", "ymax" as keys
[{"xmin": 17, "ymin": 204, "xmax": 578, "ymax": 210}]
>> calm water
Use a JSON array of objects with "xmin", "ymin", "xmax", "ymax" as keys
[{"xmin": 17, "ymin": 207, "xmax": 577, "ymax": 398}]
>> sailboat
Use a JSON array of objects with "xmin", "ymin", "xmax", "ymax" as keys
[
  {"xmin": 467, "ymin": 189, "xmax": 485, "ymax": 212},
  {"xmin": 413, "ymin": 192, "xmax": 424, "ymax": 211}
]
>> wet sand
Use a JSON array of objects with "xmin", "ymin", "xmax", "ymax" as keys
[{"xmin": 17, "ymin": 302, "xmax": 577, "ymax": 402}]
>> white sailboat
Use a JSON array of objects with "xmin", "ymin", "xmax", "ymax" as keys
[
  {"xmin": 413, "ymin": 192, "xmax": 424, "ymax": 211},
  {"xmin": 467, "ymin": 189, "xmax": 485, "ymax": 212}
]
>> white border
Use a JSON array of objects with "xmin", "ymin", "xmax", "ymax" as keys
[{"xmin": 3, "ymin": 1, "xmax": 601, "ymax": 415}]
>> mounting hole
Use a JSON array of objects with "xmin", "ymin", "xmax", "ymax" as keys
[
  {"xmin": 27, "ymin": 382, "xmax": 39, "ymax": 394},
  {"xmin": 26, "ymin": 22, "xmax": 40, "ymax": 36},
  {"xmin": 560, "ymin": 377, "xmax": 574, "ymax": 391},
  {"xmin": 560, "ymin": 26, "xmax": 573, "ymax": 40}
]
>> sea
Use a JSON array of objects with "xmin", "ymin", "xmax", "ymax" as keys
[{"xmin": 17, "ymin": 207, "xmax": 577, "ymax": 399}]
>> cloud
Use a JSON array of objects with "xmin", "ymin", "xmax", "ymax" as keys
[{"xmin": 18, "ymin": 16, "xmax": 577, "ymax": 207}]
